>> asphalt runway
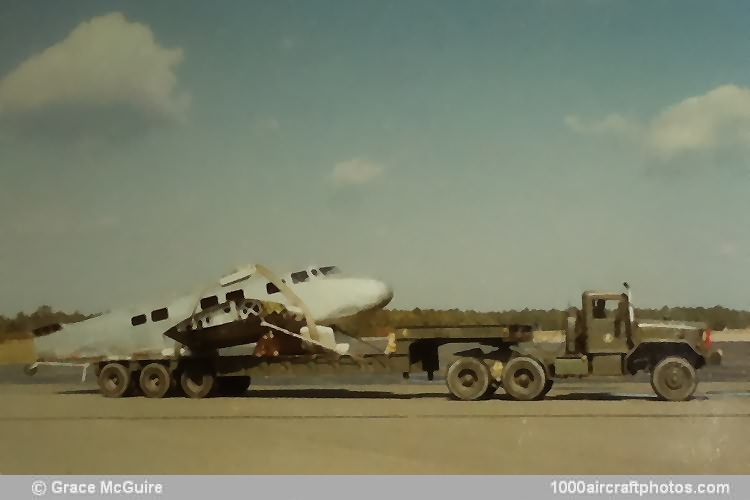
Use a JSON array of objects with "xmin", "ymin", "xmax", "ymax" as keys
[{"xmin": 1, "ymin": 344, "xmax": 749, "ymax": 475}]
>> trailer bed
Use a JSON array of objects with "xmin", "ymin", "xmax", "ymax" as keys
[{"xmin": 28, "ymin": 323, "xmax": 534, "ymax": 397}]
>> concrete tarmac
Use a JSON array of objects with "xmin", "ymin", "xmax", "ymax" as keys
[{"xmin": 1, "ymin": 376, "xmax": 749, "ymax": 475}]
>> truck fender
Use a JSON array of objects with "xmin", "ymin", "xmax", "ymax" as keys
[
  {"xmin": 625, "ymin": 340, "xmax": 703, "ymax": 374},
  {"xmin": 508, "ymin": 345, "xmax": 553, "ymax": 378}
]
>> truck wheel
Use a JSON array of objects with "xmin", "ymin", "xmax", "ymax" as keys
[
  {"xmin": 139, "ymin": 363, "xmax": 172, "ymax": 399},
  {"xmin": 217, "ymin": 376, "xmax": 251, "ymax": 396},
  {"xmin": 98, "ymin": 363, "xmax": 131, "ymax": 398},
  {"xmin": 502, "ymin": 356, "xmax": 547, "ymax": 401},
  {"xmin": 180, "ymin": 367, "xmax": 216, "ymax": 399},
  {"xmin": 446, "ymin": 357, "xmax": 491, "ymax": 401},
  {"xmin": 651, "ymin": 356, "xmax": 697, "ymax": 401}
]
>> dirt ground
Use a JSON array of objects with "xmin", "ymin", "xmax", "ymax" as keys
[
  {"xmin": 1, "ymin": 338, "xmax": 749, "ymax": 474},
  {"xmin": 1, "ymin": 379, "xmax": 749, "ymax": 475}
]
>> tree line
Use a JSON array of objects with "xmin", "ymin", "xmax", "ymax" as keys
[
  {"xmin": 2, "ymin": 304, "xmax": 748, "ymax": 342},
  {"xmin": 342, "ymin": 306, "xmax": 750, "ymax": 334}
]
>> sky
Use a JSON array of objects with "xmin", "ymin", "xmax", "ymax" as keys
[{"xmin": 1, "ymin": 0, "xmax": 749, "ymax": 315}]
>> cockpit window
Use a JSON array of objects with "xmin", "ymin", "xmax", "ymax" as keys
[
  {"xmin": 319, "ymin": 266, "xmax": 340, "ymax": 276},
  {"xmin": 291, "ymin": 271, "xmax": 309, "ymax": 284}
]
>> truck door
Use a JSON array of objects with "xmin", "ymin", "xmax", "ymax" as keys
[{"xmin": 586, "ymin": 298, "xmax": 629, "ymax": 354}]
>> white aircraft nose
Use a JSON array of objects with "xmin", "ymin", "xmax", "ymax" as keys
[
  {"xmin": 301, "ymin": 276, "xmax": 394, "ymax": 323},
  {"xmin": 360, "ymin": 279, "xmax": 393, "ymax": 310}
]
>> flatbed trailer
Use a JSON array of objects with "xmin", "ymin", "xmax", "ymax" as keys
[{"xmin": 29, "ymin": 324, "xmax": 534, "ymax": 399}]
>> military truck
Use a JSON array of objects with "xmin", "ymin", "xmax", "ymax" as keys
[{"xmin": 444, "ymin": 285, "xmax": 722, "ymax": 402}]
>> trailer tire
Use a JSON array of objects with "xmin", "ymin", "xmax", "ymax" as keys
[
  {"xmin": 139, "ymin": 363, "xmax": 172, "ymax": 399},
  {"xmin": 651, "ymin": 356, "xmax": 697, "ymax": 401},
  {"xmin": 180, "ymin": 366, "xmax": 216, "ymax": 399},
  {"xmin": 217, "ymin": 376, "xmax": 251, "ymax": 396},
  {"xmin": 502, "ymin": 356, "xmax": 547, "ymax": 401},
  {"xmin": 97, "ymin": 363, "xmax": 131, "ymax": 398},
  {"xmin": 446, "ymin": 357, "xmax": 491, "ymax": 401}
]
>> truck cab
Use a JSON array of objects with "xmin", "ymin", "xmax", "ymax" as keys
[
  {"xmin": 566, "ymin": 291, "xmax": 633, "ymax": 356},
  {"xmin": 445, "ymin": 285, "xmax": 723, "ymax": 402}
]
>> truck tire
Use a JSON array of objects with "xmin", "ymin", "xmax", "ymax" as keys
[
  {"xmin": 217, "ymin": 376, "xmax": 251, "ymax": 396},
  {"xmin": 98, "ymin": 363, "xmax": 131, "ymax": 398},
  {"xmin": 139, "ymin": 363, "xmax": 172, "ymax": 399},
  {"xmin": 502, "ymin": 356, "xmax": 547, "ymax": 401},
  {"xmin": 651, "ymin": 356, "xmax": 697, "ymax": 401},
  {"xmin": 446, "ymin": 357, "xmax": 491, "ymax": 401},
  {"xmin": 180, "ymin": 366, "xmax": 216, "ymax": 399}
]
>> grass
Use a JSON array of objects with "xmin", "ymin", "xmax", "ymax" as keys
[{"xmin": 0, "ymin": 338, "xmax": 35, "ymax": 364}]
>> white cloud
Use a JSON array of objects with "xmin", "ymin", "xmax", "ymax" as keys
[
  {"xmin": 331, "ymin": 159, "xmax": 385, "ymax": 188},
  {"xmin": 646, "ymin": 85, "xmax": 750, "ymax": 159},
  {"xmin": 566, "ymin": 84, "xmax": 750, "ymax": 161},
  {"xmin": 0, "ymin": 12, "xmax": 189, "ymax": 137}
]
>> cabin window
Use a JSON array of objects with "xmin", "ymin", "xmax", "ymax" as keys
[
  {"xmin": 266, "ymin": 282, "xmax": 280, "ymax": 294},
  {"xmin": 591, "ymin": 299, "xmax": 619, "ymax": 319},
  {"xmin": 131, "ymin": 314, "xmax": 147, "ymax": 326},
  {"xmin": 200, "ymin": 296, "xmax": 219, "ymax": 310},
  {"xmin": 151, "ymin": 308, "xmax": 169, "ymax": 322},
  {"xmin": 226, "ymin": 289, "xmax": 245, "ymax": 303},
  {"xmin": 320, "ymin": 266, "xmax": 339, "ymax": 276},
  {"xmin": 291, "ymin": 271, "xmax": 309, "ymax": 284}
]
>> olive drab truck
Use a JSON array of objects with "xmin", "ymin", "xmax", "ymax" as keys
[{"xmin": 443, "ymin": 284, "xmax": 723, "ymax": 402}]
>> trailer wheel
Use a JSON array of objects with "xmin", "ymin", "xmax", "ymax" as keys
[
  {"xmin": 446, "ymin": 357, "xmax": 491, "ymax": 401},
  {"xmin": 651, "ymin": 356, "xmax": 697, "ymax": 401},
  {"xmin": 217, "ymin": 376, "xmax": 251, "ymax": 396},
  {"xmin": 502, "ymin": 356, "xmax": 547, "ymax": 401},
  {"xmin": 97, "ymin": 363, "xmax": 131, "ymax": 398},
  {"xmin": 180, "ymin": 366, "xmax": 216, "ymax": 399},
  {"xmin": 139, "ymin": 363, "xmax": 172, "ymax": 399}
]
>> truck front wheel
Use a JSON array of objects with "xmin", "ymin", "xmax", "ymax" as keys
[
  {"xmin": 502, "ymin": 356, "xmax": 547, "ymax": 401},
  {"xmin": 446, "ymin": 357, "xmax": 491, "ymax": 401},
  {"xmin": 651, "ymin": 356, "xmax": 697, "ymax": 401}
]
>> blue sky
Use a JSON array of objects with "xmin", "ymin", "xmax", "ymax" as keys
[{"xmin": 1, "ymin": 0, "xmax": 749, "ymax": 315}]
